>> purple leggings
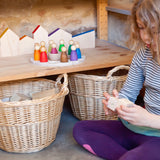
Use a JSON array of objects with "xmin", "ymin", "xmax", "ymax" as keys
[{"xmin": 73, "ymin": 120, "xmax": 160, "ymax": 160}]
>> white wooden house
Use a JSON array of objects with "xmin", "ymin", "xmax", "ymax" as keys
[
  {"xmin": 19, "ymin": 35, "xmax": 34, "ymax": 55},
  {"xmin": 72, "ymin": 30, "xmax": 95, "ymax": 49},
  {"xmin": 32, "ymin": 25, "xmax": 49, "ymax": 48},
  {"xmin": 0, "ymin": 28, "xmax": 20, "ymax": 57},
  {"xmin": 48, "ymin": 28, "xmax": 72, "ymax": 48}
]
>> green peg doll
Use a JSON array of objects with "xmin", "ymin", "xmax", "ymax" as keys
[{"xmin": 59, "ymin": 39, "xmax": 65, "ymax": 52}]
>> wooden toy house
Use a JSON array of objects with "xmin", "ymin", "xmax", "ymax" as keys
[
  {"xmin": 0, "ymin": 28, "xmax": 19, "ymax": 57},
  {"xmin": 48, "ymin": 28, "xmax": 72, "ymax": 48},
  {"xmin": 32, "ymin": 25, "xmax": 49, "ymax": 48},
  {"xmin": 19, "ymin": 35, "xmax": 34, "ymax": 55},
  {"xmin": 72, "ymin": 30, "xmax": 95, "ymax": 49}
]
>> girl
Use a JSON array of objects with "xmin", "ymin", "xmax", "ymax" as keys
[{"xmin": 73, "ymin": 0, "xmax": 160, "ymax": 159}]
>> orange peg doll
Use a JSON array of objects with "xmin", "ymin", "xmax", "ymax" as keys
[
  {"xmin": 60, "ymin": 46, "xmax": 68, "ymax": 62},
  {"xmin": 34, "ymin": 43, "xmax": 40, "ymax": 61},
  {"xmin": 40, "ymin": 46, "xmax": 48, "ymax": 62}
]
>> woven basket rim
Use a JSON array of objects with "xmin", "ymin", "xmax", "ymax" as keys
[
  {"xmin": 69, "ymin": 73, "xmax": 127, "ymax": 80},
  {"xmin": 69, "ymin": 65, "xmax": 130, "ymax": 81},
  {"xmin": 0, "ymin": 74, "xmax": 69, "ymax": 107}
]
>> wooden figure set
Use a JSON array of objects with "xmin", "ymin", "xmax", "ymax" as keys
[
  {"xmin": 70, "ymin": 45, "xmax": 78, "ymax": 61},
  {"xmin": 68, "ymin": 40, "xmax": 74, "ymax": 55},
  {"xmin": 40, "ymin": 46, "xmax": 48, "ymax": 62},
  {"xmin": 50, "ymin": 43, "xmax": 58, "ymax": 54},
  {"xmin": 49, "ymin": 43, "xmax": 60, "ymax": 61},
  {"xmin": 48, "ymin": 40, "xmax": 54, "ymax": 53},
  {"xmin": 40, "ymin": 41, "xmax": 46, "ymax": 51},
  {"xmin": 60, "ymin": 46, "xmax": 68, "ymax": 62},
  {"xmin": 40, "ymin": 41, "xmax": 45, "ymax": 46},
  {"xmin": 59, "ymin": 40, "xmax": 65, "ymax": 52},
  {"xmin": 32, "ymin": 38, "xmax": 82, "ymax": 65},
  {"xmin": 34, "ymin": 43, "xmax": 40, "ymax": 61},
  {"xmin": 75, "ymin": 43, "xmax": 82, "ymax": 59}
]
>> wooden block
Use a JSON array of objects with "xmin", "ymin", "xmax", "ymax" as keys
[
  {"xmin": 48, "ymin": 28, "xmax": 72, "ymax": 48},
  {"xmin": 72, "ymin": 30, "xmax": 95, "ymax": 49},
  {"xmin": 1, "ymin": 97, "xmax": 10, "ymax": 102},
  {"xmin": 32, "ymin": 25, "xmax": 49, "ymax": 48},
  {"xmin": 107, "ymin": 97, "xmax": 134, "ymax": 111},
  {"xmin": 19, "ymin": 35, "xmax": 34, "ymax": 55},
  {"xmin": 10, "ymin": 93, "xmax": 32, "ymax": 102},
  {"xmin": 0, "ymin": 28, "xmax": 20, "ymax": 57},
  {"xmin": 32, "ymin": 88, "xmax": 58, "ymax": 100}
]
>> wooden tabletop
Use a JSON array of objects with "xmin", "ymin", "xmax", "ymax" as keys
[{"xmin": 0, "ymin": 40, "xmax": 135, "ymax": 82}]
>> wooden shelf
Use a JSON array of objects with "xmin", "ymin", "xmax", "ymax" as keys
[
  {"xmin": 0, "ymin": 39, "xmax": 134, "ymax": 83},
  {"xmin": 106, "ymin": 5, "xmax": 132, "ymax": 15}
]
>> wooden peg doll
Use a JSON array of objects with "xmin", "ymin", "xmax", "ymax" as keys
[
  {"xmin": 51, "ymin": 43, "xmax": 58, "ymax": 54},
  {"xmin": 40, "ymin": 41, "xmax": 45, "ymax": 47},
  {"xmin": 40, "ymin": 46, "xmax": 48, "ymax": 62},
  {"xmin": 70, "ymin": 45, "xmax": 78, "ymax": 61},
  {"xmin": 34, "ymin": 43, "xmax": 40, "ymax": 61},
  {"xmin": 60, "ymin": 46, "xmax": 68, "ymax": 62},
  {"xmin": 59, "ymin": 39, "xmax": 65, "ymax": 52},
  {"xmin": 74, "ymin": 41, "xmax": 79, "ymax": 45},
  {"xmin": 76, "ymin": 43, "xmax": 82, "ymax": 59},
  {"xmin": 68, "ymin": 40, "xmax": 74, "ymax": 55},
  {"xmin": 48, "ymin": 40, "xmax": 54, "ymax": 53},
  {"xmin": 40, "ymin": 41, "xmax": 46, "ymax": 52}
]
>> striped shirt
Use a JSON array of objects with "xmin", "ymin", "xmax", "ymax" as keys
[{"xmin": 119, "ymin": 47, "xmax": 160, "ymax": 137}]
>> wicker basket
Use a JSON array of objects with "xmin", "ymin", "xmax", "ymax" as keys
[
  {"xmin": 68, "ymin": 65, "xmax": 130, "ymax": 120},
  {"xmin": 0, "ymin": 73, "xmax": 69, "ymax": 153}
]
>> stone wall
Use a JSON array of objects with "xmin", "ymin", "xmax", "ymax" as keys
[
  {"xmin": 108, "ymin": 0, "xmax": 134, "ymax": 48},
  {"xmin": 0, "ymin": 0, "xmax": 97, "ymax": 37},
  {"xmin": 108, "ymin": 0, "xmax": 134, "ymax": 7},
  {"xmin": 0, "ymin": 0, "xmax": 135, "ymax": 47}
]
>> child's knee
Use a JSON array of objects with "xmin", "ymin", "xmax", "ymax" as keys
[
  {"xmin": 73, "ymin": 120, "xmax": 88, "ymax": 136},
  {"xmin": 73, "ymin": 120, "xmax": 91, "ymax": 144}
]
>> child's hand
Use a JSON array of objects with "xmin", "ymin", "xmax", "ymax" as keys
[
  {"xmin": 102, "ymin": 89, "xmax": 119, "ymax": 115},
  {"xmin": 116, "ymin": 104, "xmax": 151, "ymax": 127}
]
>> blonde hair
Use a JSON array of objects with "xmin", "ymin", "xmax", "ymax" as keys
[{"xmin": 129, "ymin": 0, "xmax": 160, "ymax": 61}]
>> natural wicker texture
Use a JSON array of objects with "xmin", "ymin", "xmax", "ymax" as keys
[
  {"xmin": 68, "ymin": 65, "xmax": 130, "ymax": 120},
  {"xmin": 0, "ymin": 73, "xmax": 69, "ymax": 153}
]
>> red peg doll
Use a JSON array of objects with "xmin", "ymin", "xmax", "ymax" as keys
[{"xmin": 40, "ymin": 46, "xmax": 48, "ymax": 62}]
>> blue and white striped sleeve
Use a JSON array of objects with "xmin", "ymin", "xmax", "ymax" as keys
[{"xmin": 119, "ymin": 49, "xmax": 145, "ymax": 103}]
